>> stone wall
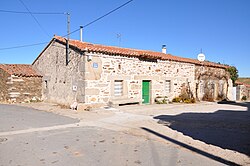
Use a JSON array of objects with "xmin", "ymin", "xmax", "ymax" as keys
[
  {"xmin": 33, "ymin": 40, "xmax": 233, "ymax": 105},
  {"xmin": 0, "ymin": 70, "xmax": 42, "ymax": 103},
  {"xmin": 33, "ymin": 41, "xmax": 85, "ymax": 105},
  {"xmin": 0, "ymin": 68, "xmax": 9, "ymax": 102},
  {"xmin": 195, "ymin": 65, "xmax": 231, "ymax": 101},
  {"xmin": 84, "ymin": 53, "xmax": 196, "ymax": 104},
  {"xmin": 237, "ymin": 85, "xmax": 250, "ymax": 100}
]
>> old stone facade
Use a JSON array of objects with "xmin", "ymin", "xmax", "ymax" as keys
[
  {"xmin": 0, "ymin": 64, "xmax": 42, "ymax": 103},
  {"xmin": 33, "ymin": 36, "xmax": 232, "ymax": 106},
  {"xmin": 236, "ymin": 83, "xmax": 250, "ymax": 101},
  {"xmin": 0, "ymin": 67, "xmax": 9, "ymax": 102},
  {"xmin": 84, "ymin": 53, "xmax": 195, "ymax": 105},
  {"xmin": 195, "ymin": 65, "xmax": 231, "ymax": 101}
]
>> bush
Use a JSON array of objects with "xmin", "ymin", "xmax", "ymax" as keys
[
  {"xmin": 241, "ymin": 96, "xmax": 247, "ymax": 101},
  {"xmin": 172, "ymin": 97, "xmax": 181, "ymax": 103},
  {"xmin": 183, "ymin": 98, "xmax": 196, "ymax": 103},
  {"xmin": 172, "ymin": 96, "xmax": 196, "ymax": 103},
  {"xmin": 155, "ymin": 96, "xmax": 169, "ymax": 104}
]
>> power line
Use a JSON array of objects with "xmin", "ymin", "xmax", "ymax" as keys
[
  {"xmin": 0, "ymin": 9, "xmax": 65, "ymax": 15},
  {"xmin": 19, "ymin": 0, "xmax": 51, "ymax": 38},
  {"xmin": 0, "ymin": 0, "xmax": 135, "ymax": 51},
  {"xmin": 0, "ymin": 29, "xmax": 81, "ymax": 51},
  {"xmin": 59, "ymin": 0, "xmax": 135, "ymax": 37},
  {"xmin": 82, "ymin": 0, "xmax": 134, "ymax": 28},
  {"xmin": 0, "ymin": 42, "xmax": 48, "ymax": 51}
]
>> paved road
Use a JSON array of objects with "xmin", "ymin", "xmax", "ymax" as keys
[
  {"xmin": 0, "ymin": 104, "xmax": 236, "ymax": 166},
  {"xmin": 154, "ymin": 102, "xmax": 250, "ymax": 156},
  {"xmin": 0, "ymin": 104, "xmax": 79, "ymax": 132}
]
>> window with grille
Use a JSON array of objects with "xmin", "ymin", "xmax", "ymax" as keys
[
  {"xmin": 114, "ymin": 80, "xmax": 123, "ymax": 96},
  {"xmin": 165, "ymin": 80, "xmax": 171, "ymax": 93}
]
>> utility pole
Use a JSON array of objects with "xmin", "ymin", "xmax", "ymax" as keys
[{"xmin": 66, "ymin": 12, "xmax": 70, "ymax": 65}]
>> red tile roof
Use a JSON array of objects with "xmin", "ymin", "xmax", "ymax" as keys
[
  {"xmin": 53, "ymin": 35, "xmax": 228, "ymax": 69},
  {"xmin": 236, "ymin": 81, "xmax": 250, "ymax": 88},
  {"xmin": 0, "ymin": 64, "xmax": 42, "ymax": 77}
]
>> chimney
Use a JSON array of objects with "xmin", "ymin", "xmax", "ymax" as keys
[
  {"xmin": 162, "ymin": 45, "xmax": 167, "ymax": 54},
  {"xmin": 80, "ymin": 26, "xmax": 83, "ymax": 42}
]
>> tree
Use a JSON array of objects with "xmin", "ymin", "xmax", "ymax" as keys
[{"xmin": 226, "ymin": 66, "xmax": 239, "ymax": 87}]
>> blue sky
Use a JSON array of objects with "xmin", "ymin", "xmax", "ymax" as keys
[{"xmin": 0, "ymin": 0, "xmax": 249, "ymax": 77}]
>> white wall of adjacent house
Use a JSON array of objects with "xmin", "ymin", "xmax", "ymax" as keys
[{"xmin": 227, "ymin": 79, "xmax": 234, "ymax": 101}]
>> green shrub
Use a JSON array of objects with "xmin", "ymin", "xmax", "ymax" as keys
[
  {"xmin": 241, "ymin": 96, "xmax": 247, "ymax": 101},
  {"xmin": 155, "ymin": 96, "xmax": 169, "ymax": 104},
  {"xmin": 172, "ymin": 97, "xmax": 181, "ymax": 102},
  {"xmin": 172, "ymin": 96, "xmax": 195, "ymax": 103},
  {"xmin": 183, "ymin": 98, "xmax": 196, "ymax": 103}
]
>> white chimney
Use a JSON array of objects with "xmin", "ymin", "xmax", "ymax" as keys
[
  {"xmin": 80, "ymin": 26, "xmax": 83, "ymax": 42},
  {"xmin": 162, "ymin": 45, "xmax": 167, "ymax": 54}
]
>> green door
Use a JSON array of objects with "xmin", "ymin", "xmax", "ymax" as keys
[{"xmin": 142, "ymin": 80, "xmax": 150, "ymax": 104}]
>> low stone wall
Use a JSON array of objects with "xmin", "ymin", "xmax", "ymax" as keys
[{"xmin": 3, "ymin": 75, "xmax": 42, "ymax": 103}]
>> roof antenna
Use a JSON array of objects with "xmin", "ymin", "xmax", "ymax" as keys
[
  {"xmin": 197, "ymin": 48, "xmax": 205, "ymax": 62},
  {"xmin": 117, "ymin": 33, "xmax": 121, "ymax": 47}
]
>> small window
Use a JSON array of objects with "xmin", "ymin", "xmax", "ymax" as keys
[
  {"xmin": 45, "ymin": 80, "xmax": 48, "ymax": 89},
  {"xmin": 114, "ymin": 80, "xmax": 123, "ymax": 96},
  {"xmin": 165, "ymin": 80, "xmax": 171, "ymax": 93}
]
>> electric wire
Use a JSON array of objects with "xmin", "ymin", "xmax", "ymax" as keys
[
  {"xmin": 0, "ymin": 28, "xmax": 82, "ymax": 51},
  {"xmin": 0, "ymin": 9, "xmax": 65, "ymax": 15},
  {"xmin": 82, "ymin": 0, "xmax": 134, "ymax": 28},
  {"xmin": 0, "ymin": 42, "xmax": 49, "ymax": 51},
  {"xmin": 0, "ymin": 0, "xmax": 135, "ymax": 51},
  {"xmin": 19, "ymin": 0, "xmax": 51, "ymax": 38}
]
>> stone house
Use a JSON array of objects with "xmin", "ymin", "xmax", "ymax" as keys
[
  {"xmin": 0, "ymin": 64, "xmax": 42, "ymax": 103},
  {"xmin": 32, "ymin": 35, "xmax": 232, "ymax": 106},
  {"xmin": 236, "ymin": 81, "xmax": 250, "ymax": 100}
]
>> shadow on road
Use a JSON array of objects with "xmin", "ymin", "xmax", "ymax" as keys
[
  {"xmin": 141, "ymin": 127, "xmax": 240, "ymax": 166},
  {"xmin": 153, "ymin": 102, "xmax": 250, "ymax": 156}
]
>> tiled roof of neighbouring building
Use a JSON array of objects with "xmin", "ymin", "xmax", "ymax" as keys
[
  {"xmin": 34, "ymin": 35, "xmax": 229, "ymax": 69},
  {"xmin": 236, "ymin": 81, "xmax": 250, "ymax": 88},
  {"xmin": 0, "ymin": 64, "xmax": 42, "ymax": 77}
]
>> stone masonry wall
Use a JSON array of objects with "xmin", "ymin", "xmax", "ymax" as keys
[
  {"xmin": 195, "ymin": 65, "xmax": 231, "ymax": 101},
  {"xmin": 0, "ymin": 73, "xmax": 42, "ymax": 103},
  {"xmin": 0, "ymin": 68, "xmax": 9, "ymax": 102},
  {"xmin": 7, "ymin": 76, "xmax": 42, "ymax": 103},
  {"xmin": 33, "ymin": 41, "xmax": 85, "ymax": 105},
  {"xmin": 237, "ymin": 85, "xmax": 250, "ymax": 100},
  {"xmin": 33, "ymin": 40, "xmax": 231, "ymax": 105},
  {"xmin": 85, "ymin": 53, "xmax": 196, "ymax": 104}
]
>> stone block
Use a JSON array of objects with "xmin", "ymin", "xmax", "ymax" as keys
[{"xmin": 85, "ymin": 88, "xmax": 100, "ymax": 95}]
